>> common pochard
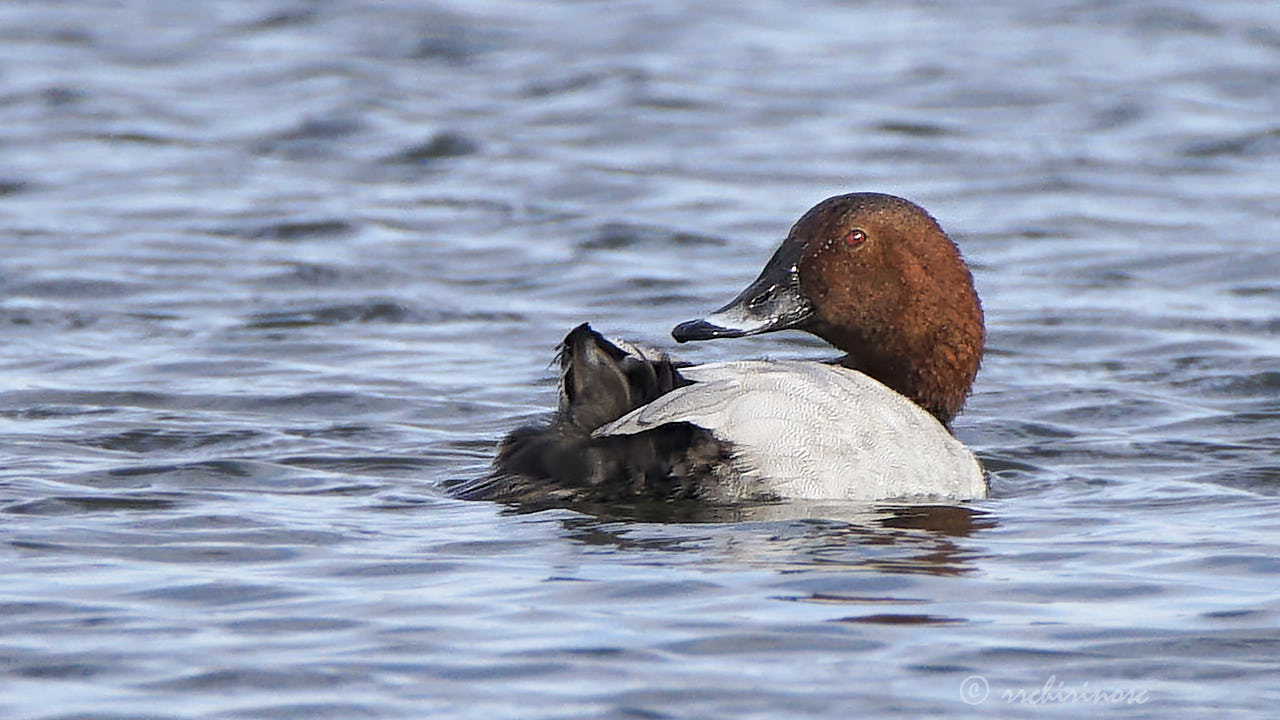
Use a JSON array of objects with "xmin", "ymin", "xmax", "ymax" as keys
[{"xmin": 455, "ymin": 193, "xmax": 987, "ymax": 504}]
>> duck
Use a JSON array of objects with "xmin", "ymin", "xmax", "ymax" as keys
[{"xmin": 453, "ymin": 192, "xmax": 987, "ymax": 504}]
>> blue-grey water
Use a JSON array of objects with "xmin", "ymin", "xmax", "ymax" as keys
[{"xmin": 2, "ymin": 1, "xmax": 1279, "ymax": 718}]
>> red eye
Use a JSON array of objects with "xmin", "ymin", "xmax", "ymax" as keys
[{"xmin": 845, "ymin": 229, "xmax": 867, "ymax": 247}]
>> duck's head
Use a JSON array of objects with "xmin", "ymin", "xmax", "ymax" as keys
[{"xmin": 673, "ymin": 193, "xmax": 984, "ymax": 424}]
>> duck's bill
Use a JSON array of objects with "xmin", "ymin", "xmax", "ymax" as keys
[{"xmin": 672, "ymin": 244, "xmax": 813, "ymax": 343}]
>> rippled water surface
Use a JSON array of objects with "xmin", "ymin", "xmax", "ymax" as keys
[{"xmin": 3, "ymin": 1, "xmax": 1279, "ymax": 718}]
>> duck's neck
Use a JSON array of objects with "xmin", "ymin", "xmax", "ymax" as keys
[{"xmin": 824, "ymin": 307, "xmax": 984, "ymax": 426}]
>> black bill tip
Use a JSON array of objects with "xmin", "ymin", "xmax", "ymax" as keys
[{"xmin": 671, "ymin": 318, "xmax": 745, "ymax": 343}]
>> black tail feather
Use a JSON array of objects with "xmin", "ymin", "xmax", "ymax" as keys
[{"xmin": 452, "ymin": 324, "xmax": 720, "ymax": 503}]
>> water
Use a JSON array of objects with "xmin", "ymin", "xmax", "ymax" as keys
[{"xmin": 2, "ymin": 1, "xmax": 1279, "ymax": 717}]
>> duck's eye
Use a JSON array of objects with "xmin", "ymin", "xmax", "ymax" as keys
[{"xmin": 845, "ymin": 229, "xmax": 867, "ymax": 247}]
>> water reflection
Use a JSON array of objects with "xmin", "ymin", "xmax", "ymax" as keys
[{"xmin": 544, "ymin": 503, "xmax": 996, "ymax": 576}]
